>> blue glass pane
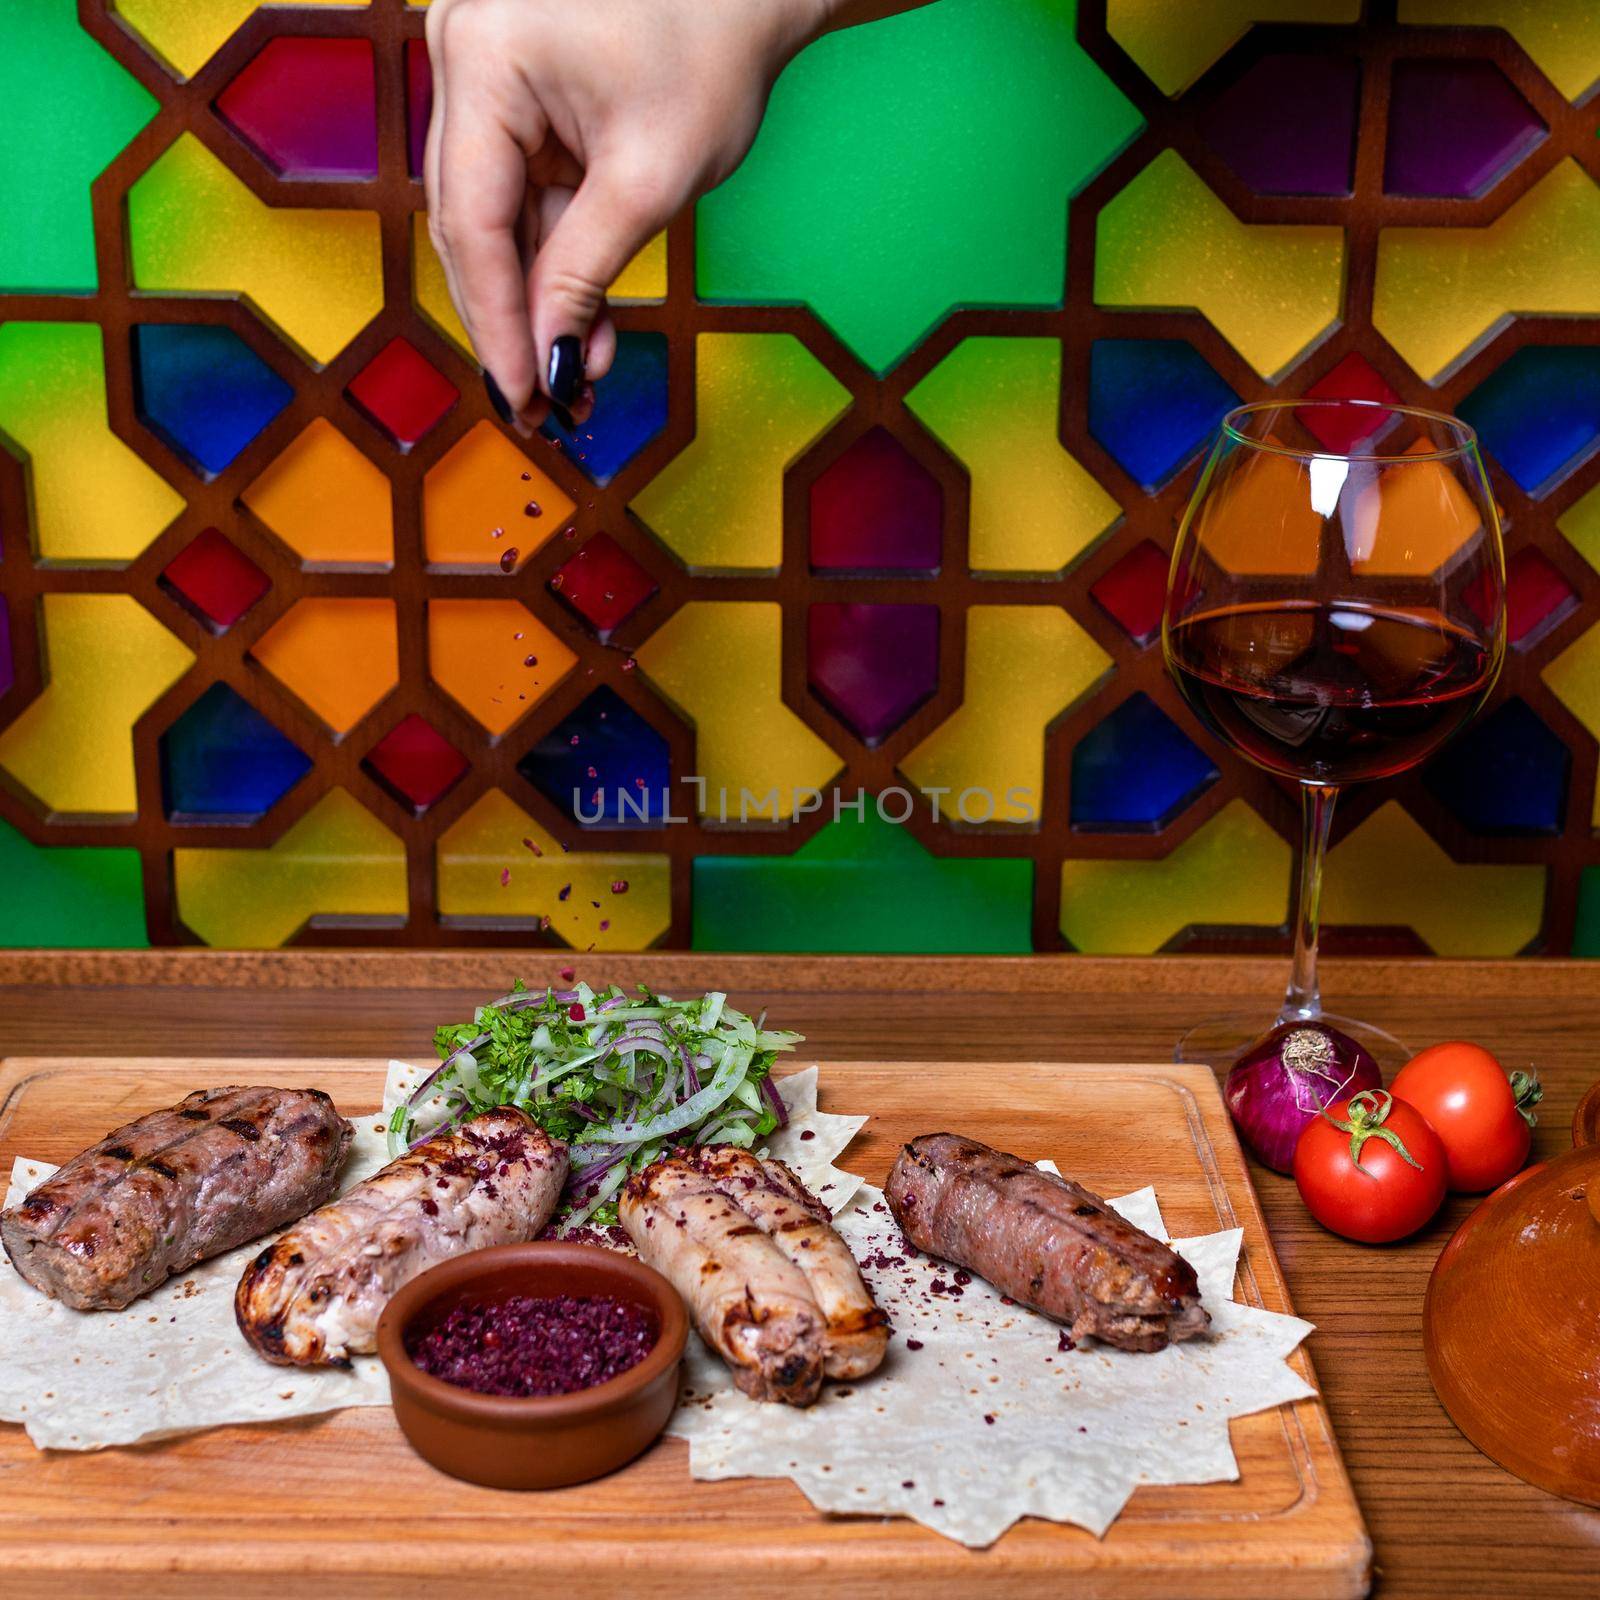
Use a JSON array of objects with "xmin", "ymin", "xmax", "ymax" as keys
[
  {"xmin": 1422, "ymin": 697, "xmax": 1568, "ymax": 835},
  {"xmin": 540, "ymin": 332, "xmax": 669, "ymax": 486},
  {"xmin": 517, "ymin": 686, "xmax": 671, "ymax": 827},
  {"xmin": 1088, "ymin": 339, "xmax": 1238, "ymax": 491},
  {"xmin": 1070, "ymin": 692, "xmax": 1218, "ymax": 831},
  {"xmin": 1458, "ymin": 346, "xmax": 1600, "ymax": 496},
  {"xmin": 161, "ymin": 682, "xmax": 312, "ymax": 823},
  {"xmin": 132, "ymin": 323, "xmax": 293, "ymax": 478}
]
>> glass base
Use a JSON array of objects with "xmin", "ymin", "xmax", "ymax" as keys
[{"xmin": 1173, "ymin": 1010, "xmax": 1412, "ymax": 1073}]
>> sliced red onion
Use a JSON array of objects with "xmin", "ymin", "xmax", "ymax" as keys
[{"xmin": 760, "ymin": 1074, "xmax": 789, "ymax": 1128}]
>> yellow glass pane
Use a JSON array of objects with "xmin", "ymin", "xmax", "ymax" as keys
[
  {"xmin": 424, "ymin": 421, "xmax": 574, "ymax": 570},
  {"xmin": 0, "ymin": 322, "xmax": 184, "ymax": 565},
  {"xmin": 251, "ymin": 598, "xmax": 398, "ymax": 735},
  {"xmin": 128, "ymin": 135, "xmax": 383, "ymax": 367},
  {"xmin": 611, "ymin": 231, "xmax": 668, "ymax": 302},
  {"xmin": 1106, "ymin": 0, "xmax": 1359, "ymax": 96},
  {"xmin": 0, "ymin": 594, "xmax": 193, "ymax": 819},
  {"xmin": 1374, "ymin": 161, "xmax": 1600, "ymax": 384},
  {"xmin": 114, "ymin": 0, "xmax": 368, "ymax": 81},
  {"xmin": 901, "ymin": 606, "xmax": 1111, "ymax": 823},
  {"xmin": 175, "ymin": 788, "xmax": 405, "ymax": 947},
  {"xmin": 905, "ymin": 337, "xmax": 1120, "ymax": 576},
  {"xmin": 1557, "ymin": 480, "xmax": 1600, "ymax": 572},
  {"xmin": 241, "ymin": 419, "xmax": 393, "ymax": 568},
  {"xmin": 438, "ymin": 789, "xmax": 670, "ymax": 949},
  {"xmin": 1195, "ymin": 441, "xmax": 1323, "ymax": 576},
  {"xmin": 1543, "ymin": 618, "xmax": 1600, "ymax": 763},
  {"xmin": 1322, "ymin": 801, "xmax": 1544, "ymax": 955},
  {"xmin": 631, "ymin": 334, "xmax": 850, "ymax": 573},
  {"xmin": 1060, "ymin": 799, "xmax": 1290, "ymax": 953},
  {"xmin": 427, "ymin": 600, "xmax": 576, "ymax": 738},
  {"xmin": 412, "ymin": 215, "xmax": 470, "ymax": 360},
  {"xmin": 635, "ymin": 601, "xmax": 840, "ymax": 822},
  {"xmin": 1399, "ymin": 1, "xmax": 1600, "ymax": 102},
  {"xmin": 1095, "ymin": 151, "xmax": 1345, "ymax": 380}
]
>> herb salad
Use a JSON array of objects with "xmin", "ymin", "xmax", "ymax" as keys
[{"xmin": 388, "ymin": 981, "xmax": 803, "ymax": 1230}]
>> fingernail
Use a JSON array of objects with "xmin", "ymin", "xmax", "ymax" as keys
[
  {"xmin": 548, "ymin": 335, "xmax": 583, "ymax": 407},
  {"xmin": 484, "ymin": 371, "xmax": 515, "ymax": 425}
]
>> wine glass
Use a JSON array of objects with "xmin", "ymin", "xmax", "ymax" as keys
[{"xmin": 1162, "ymin": 399, "xmax": 1505, "ymax": 1067}]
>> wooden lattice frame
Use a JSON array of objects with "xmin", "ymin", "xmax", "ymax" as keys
[{"xmin": 2, "ymin": 0, "xmax": 1599, "ymax": 953}]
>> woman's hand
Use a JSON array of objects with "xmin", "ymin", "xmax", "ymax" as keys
[{"xmin": 424, "ymin": 0, "xmax": 830, "ymax": 432}]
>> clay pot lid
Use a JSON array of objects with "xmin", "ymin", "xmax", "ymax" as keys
[{"xmin": 1425, "ymin": 1102, "xmax": 1600, "ymax": 1507}]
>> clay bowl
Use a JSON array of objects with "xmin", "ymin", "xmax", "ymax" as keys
[{"xmin": 376, "ymin": 1242, "xmax": 687, "ymax": 1490}]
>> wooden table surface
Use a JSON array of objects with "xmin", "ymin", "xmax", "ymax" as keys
[{"xmin": 2, "ymin": 950, "xmax": 1597, "ymax": 1599}]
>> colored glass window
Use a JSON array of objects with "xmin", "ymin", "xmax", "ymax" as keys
[
  {"xmin": 161, "ymin": 682, "xmax": 312, "ymax": 824},
  {"xmin": 1458, "ymin": 346, "xmax": 1600, "ymax": 496},
  {"xmin": 346, "ymin": 336, "xmax": 459, "ymax": 450},
  {"xmin": 809, "ymin": 426, "xmax": 942, "ymax": 574},
  {"xmin": 0, "ymin": 820, "xmax": 147, "ymax": 948},
  {"xmin": 692, "ymin": 812, "xmax": 1032, "ymax": 953},
  {"xmin": 364, "ymin": 714, "xmax": 469, "ymax": 813},
  {"xmin": 1088, "ymin": 339, "xmax": 1238, "ymax": 492},
  {"xmin": 1576, "ymin": 869, "xmax": 1600, "ymax": 958},
  {"xmin": 1090, "ymin": 540, "xmax": 1169, "ymax": 647},
  {"xmin": 131, "ymin": 323, "xmax": 293, "ymax": 479},
  {"xmin": 1200, "ymin": 53, "xmax": 1359, "ymax": 196},
  {"xmin": 1385, "ymin": 59, "xmax": 1545, "ymax": 198},
  {"xmin": 541, "ymin": 332, "xmax": 668, "ymax": 485},
  {"xmin": 1464, "ymin": 546, "xmax": 1578, "ymax": 649},
  {"xmin": 242, "ymin": 419, "xmax": 394, "ymax": 568},
  {"xmin": 215, "ymin": 37, "xmax": 378, "ymax": 180},
  {"xmin": 550, "ymin": 534, "xmax": 659, "ymax": 640},
  {"xmin": 405, "ymin": 39, "xmax": 431, "ymax": 179},
  {"xmin": 251, "ymin": 598, "xmax": 399, "ymax": 735},
  {"xmin": 1422, "ymin": 697, "xmax": 1568, "ymax": 836},
  {"xmin": 159, "ymin": 528, "xmax": 271, "ymax": 632},
  {"xmin": 1070, "ymin": 693, "xmax": 1218, "ymax": 832},
  {"xmin": 519, "ymin": 687, "xmax": 672, "ymax": 827},
  {"xmin": 424, "ymin": 422, "xmax": 574, "ymax": 570},
  {"xmin": 807, "ymin": 604, "xmax": 939, "ymax": 747},
  {"xmin": 427, "ymin": 600, "xmax": 576, "ymax": 737}
]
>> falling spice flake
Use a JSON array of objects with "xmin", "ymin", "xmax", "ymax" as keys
[
  {"xmin": 569, "ymin": 734, "xmax": 580, "ymax": 746},
  {"xmin": 610, "ymin": 880, "xmax": 629, "ymax": 895},
  {"xmin": 520, "ymin": 471, "xmax": 531, "ymax": 481},
  {"xmin": 521, "ymin": 837, "xmax": 542, "ymax": 856},
  {"xmin": 524, "ymin": 654, "xmax": 538, "ymax": 667},
  {"xmin": 524, "ymin": 501, "xmax": 543, "ymax": 518},
  {"xmin": 558, "ymin": 884, "xmax": 572, "ymax": 901},
  {"xmin": 621, "ymin": 657, "xmax": 636, "ymax": 672},
  {"xmin": 490, "ymin": 526, "xmax": 504, "ymax": 539},
  {"xmin": 550, "ymin": 573, "xmax": 566, "ymax": 591},
  {"xmin": 499, "ymin": 547, "xmax": 519, "ymax": 573},
  {"xmin": 599, "ymin": 919, "xmax": 610, "ymax": 932},
  {"xmin": 559, "ymin": 966, "xmax": 575, "ymax": 981},
  {"xmin": 499, "ymin": 867, "xmax": 511, "ymax": 887}
]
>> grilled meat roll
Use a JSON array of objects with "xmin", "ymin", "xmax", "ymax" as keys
[
  {"xmin": 619, "ymin": 1146, "xmax": 886, "ymax": 1405},
  {"xmin": 886, "ymin": 1132, "xmax": 1210, "ymax": 1353},
  {"xmin": 236, "ymin": 1108, "xmax": 567, "ymax": 1367},
  {"xmin": 0, "ymin": 1087, "xmax": 352, "ymax": 1312}
]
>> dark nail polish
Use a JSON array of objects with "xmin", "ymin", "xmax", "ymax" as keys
[
  {"xmin": 484, "ymin": 371, "xmax": 514, "ymax": 424},
  {"xmin": 548, "ymin": 401, "xmax": 576, "ymax": 433},
  {"xmin": 548, "ymin": 335, "xmax": 583, "ymax": 407}
]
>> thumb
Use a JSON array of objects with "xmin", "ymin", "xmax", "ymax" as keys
[{"xmin": 529, "ymin": 160, "xmax": 676, "ymax": 402}]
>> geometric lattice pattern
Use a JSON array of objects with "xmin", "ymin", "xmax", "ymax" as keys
[{"xmin": 4, "ymin": 4, "xmax": 1600, "ymax": 956}]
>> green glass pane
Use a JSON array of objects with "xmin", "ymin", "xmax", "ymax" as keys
[
  {"xmin": 1575, "ymin": 867, "xmax": 1600, "ymax": 957},
  {"xmin": 1, "ymin": 0, "xmax": 158, "ymax": 292},
  {"xmin": 691, "ymin": 811, "xmax": 1033, "ymax": 952},
  {"xmin": 697, "ymin": 0, "xmax": 1142, "ymax": 373},
  {"xmin": 0, "ymin": 819, "xmax": 148, "ymax": 948}
]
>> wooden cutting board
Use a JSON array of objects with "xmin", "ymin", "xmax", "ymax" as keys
[{"xmin": 0, "ymin": 1057, "xmax": 1369, "ymax": 1599}]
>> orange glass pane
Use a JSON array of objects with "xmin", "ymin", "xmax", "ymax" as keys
[
  {"xmin": 427, "ymin": 599, "xmax": 577, "ymax": 737},
  {"xmin": 423, "ymin": 421, "xmax": 575, "ymax": 571},
  {"xmin": 1352, "ymin": 438, "xmax": 1486, "ymax": 576},
  {"xmin": 1194, "ymin": 442, "xmax": 1323, "ymax": 576},
  {"xmin": 241, "ymin": 418, "xmax": 393, "ymax": 568},
  {"xmin": 251, "ymin": 597, "xmax": 398, "ymax": 734}
]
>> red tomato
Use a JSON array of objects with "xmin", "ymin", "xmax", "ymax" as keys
[
  {"xmin": 1293, "ymin": 1090, "xmax": 1447, "ymax": 1243},
  {"xmin": 1390, "ymin": 1042, "xmax": 1541, "ymax": 1193}
]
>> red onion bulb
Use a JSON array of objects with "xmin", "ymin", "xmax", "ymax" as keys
[{"xmin": 1224, "ymin": 1022, "xmax": 1382, "ymax": 1174}]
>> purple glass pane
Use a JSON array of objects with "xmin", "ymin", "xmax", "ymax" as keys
[
  {"xmin": 1199, "ymin": 53, "xmax": 1359, "ymax": 197},
  {"xmin": 1386, "ymin": 59, "xmax": 1545, "ymax": 199},
  {"xmin": 808, "ymin": 603, "xmax": 939, "ymax": 746},
  {"xmin": 810, "ymin": 427, "xmax": 942, "ymax": 573},
  {"xmin": 0, "ymin": 596, "xmax": 12, "ymax": 699}
]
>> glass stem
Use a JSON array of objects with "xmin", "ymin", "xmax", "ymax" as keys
[{"xmin": 1281, "ymin": 783, "xmax": 1338, "ymax": 1024}]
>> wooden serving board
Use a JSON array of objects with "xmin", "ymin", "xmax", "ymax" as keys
[{"xmin": 0, "ymin": 1058, "xmax": 1370, "ymax": 1599}]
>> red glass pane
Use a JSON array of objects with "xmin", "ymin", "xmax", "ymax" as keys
[
  {"xmin": 364, "ymin": 713, "xmax": 469, "ymax": 812},
  {"xmin": 1301, "ymin": 353, "xmax": 1401, "ymax": 454},
  {"xmin": 809, "ymin": 426, "xmax": 941, "ymax": 572},
  {"xmin": 160, "ymin": 527, "xmax": 272, "ymax": 632},
  {"xmin": 807, "ymin": 603, "xmax": 939, "ymax": 745},
  {"xmin": 1464, "ymin": 546, "xmax": 1577, "ymax": 649},
  {"xmin": 215, "ymin": 38, "xmax": 378, "ymax": 180},
  {"xmin": 550, "ymin": 533, "xmax": 658, "ymax": 639},
  {"xmin": 1089, "ymin": 539, "xmax": 1168, "ymax": 646},
  {"xmin": 346, "ymin": 337, "xmax": 459, "ymax": 449},
  {"xmin": 405, "ymin": 40, "xmax": 432, "ymax": 181}
]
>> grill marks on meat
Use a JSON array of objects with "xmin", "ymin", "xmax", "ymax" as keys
[
  {"xmin": 0, "ymin": 1087, "xmax": 353, "ymax": 1312},
  {"xmin": 886, "ymin": 1133, "xmax": 1210, "ymax": 1353},
  {"xmin": 235, "ymin": 1109, "xmax": 567, "ymax": 1368},
  {"xmin": 619, "ymin": 1147, "xmax": 887, "ymax": 1405}
]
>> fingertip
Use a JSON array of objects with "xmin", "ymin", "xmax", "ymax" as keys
[{"xmin": 584, "ymin": 311, "xmax": 618, "ymax": 384}]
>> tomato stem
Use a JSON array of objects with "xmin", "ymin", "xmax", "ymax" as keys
[
  {"xmin": 1320, "ymin": 1089, "xmax": 1424, "ymax": 1175},
  {"xmin": 1510, "ymin": 1070, "xmax": 1543, "ymax": 1129}
]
